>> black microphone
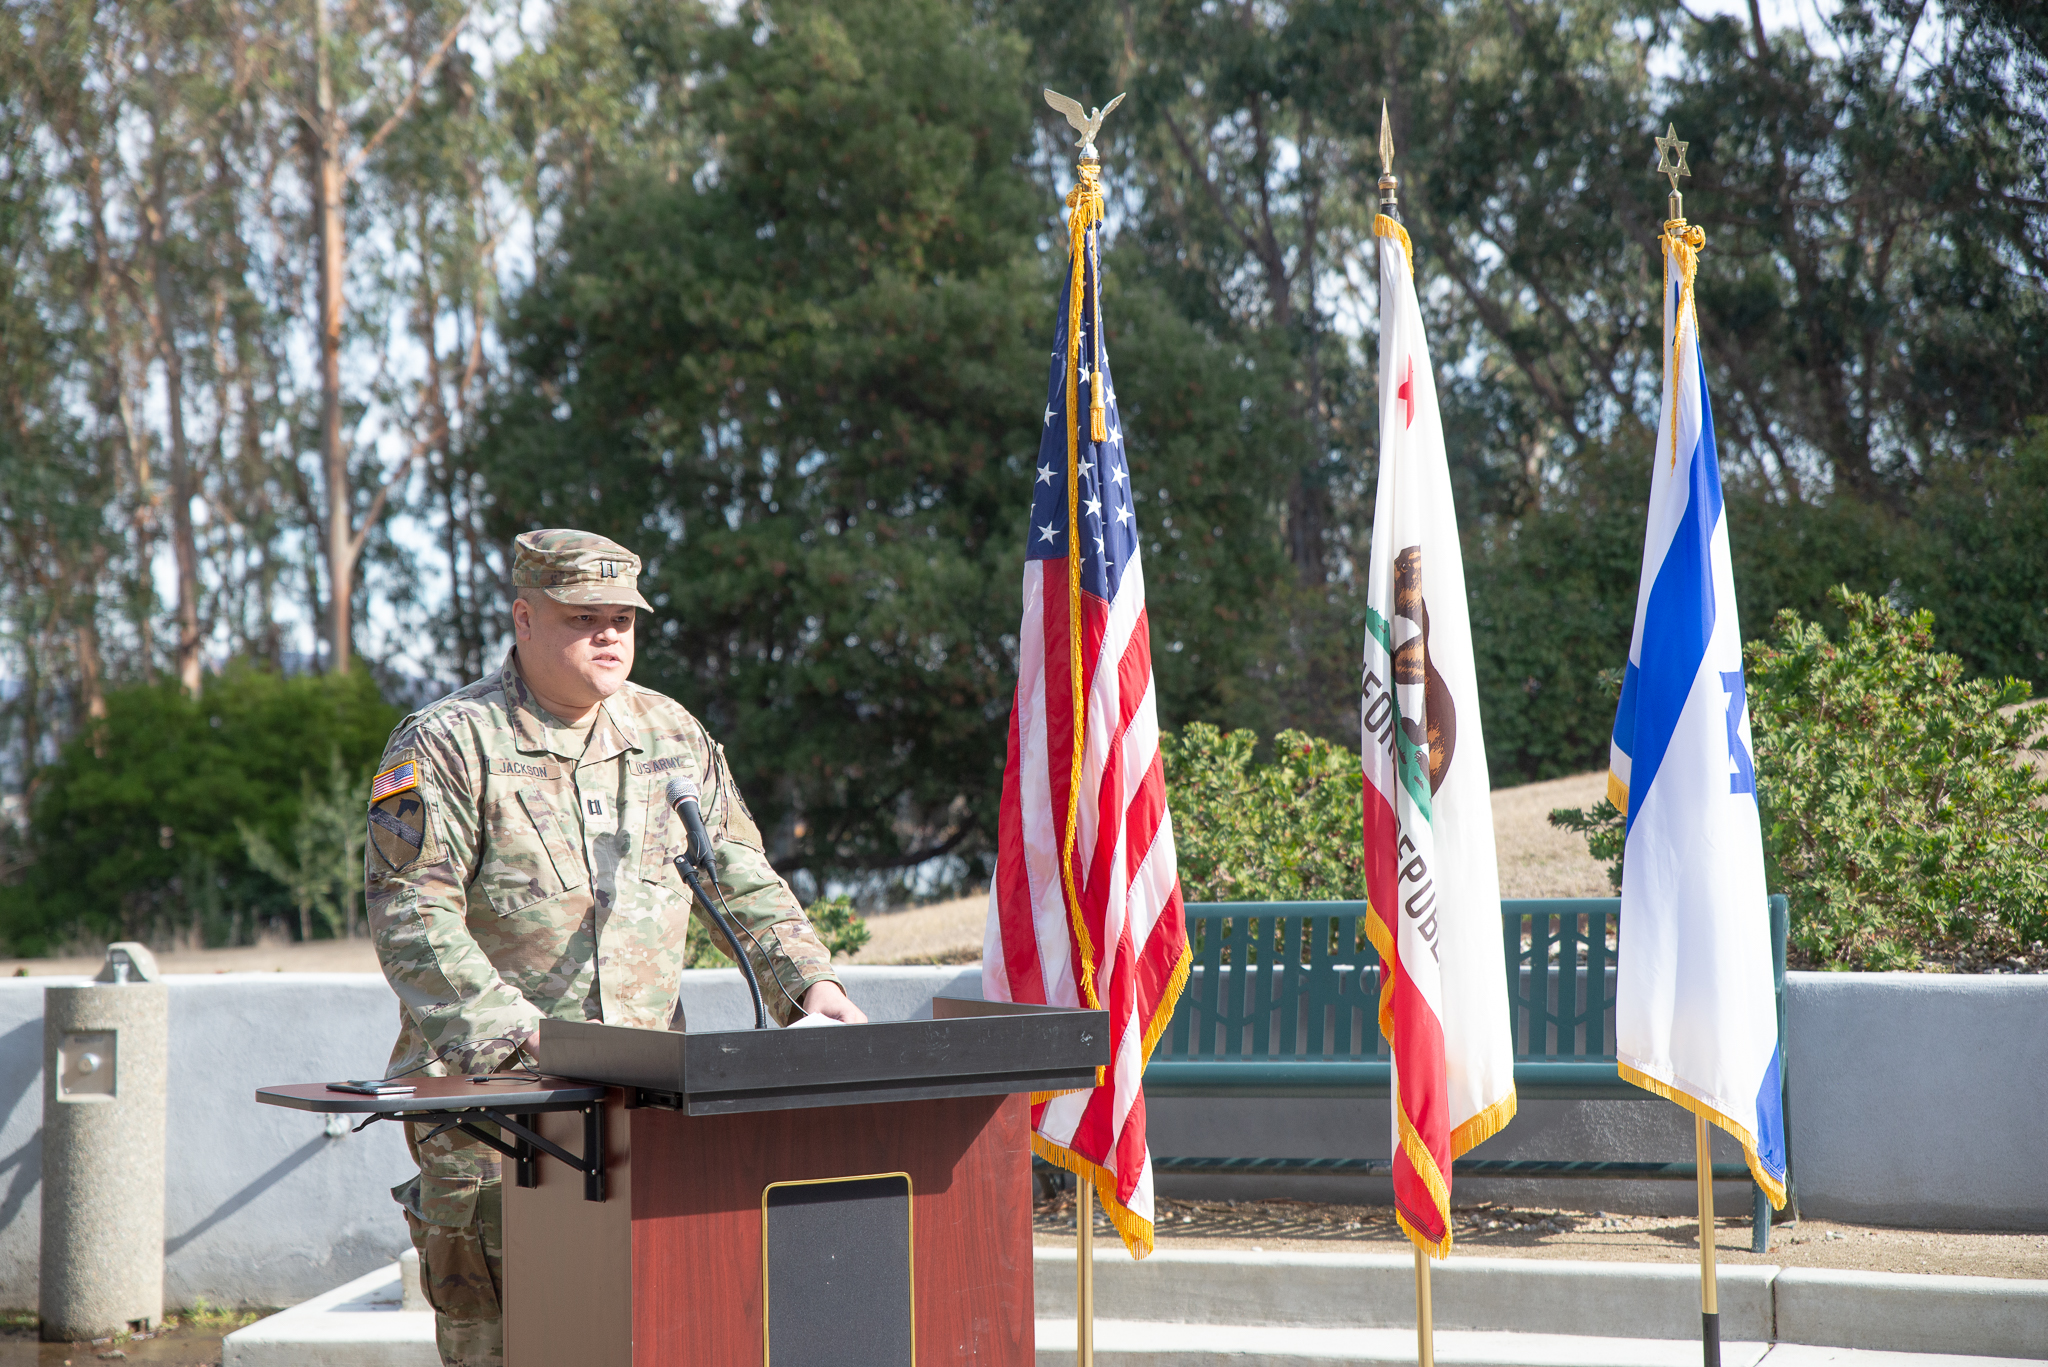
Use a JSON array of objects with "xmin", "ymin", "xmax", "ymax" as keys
[
  {"xmin": 664, "ymin": 776, "xmax": 716, "ymax": 869},
  {"xmin": 663, "ymin": 776, "xmax": 768, "ymax": 1030}
]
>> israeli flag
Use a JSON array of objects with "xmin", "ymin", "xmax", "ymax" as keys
[{"xmin": 1607, "ymin": 237, "xmax": 1786, "ymax": 1207}]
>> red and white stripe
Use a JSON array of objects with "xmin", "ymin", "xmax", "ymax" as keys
[{"xmin": 985, "ymin": 553, "xmax": 1187, "ymax": 1253}]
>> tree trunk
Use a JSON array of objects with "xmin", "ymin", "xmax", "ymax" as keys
[
  {"xmin": 142, "ymin": 180, "xmax": 205, "ymax": 700},
  {"xmin": 75, "ymin": 617, "xmax": 108, "ymax": 760},
  {"xmin": 80, "ymin": 155, "xmax": 158, "ymax": 682},
  {"xmin": 20, "ymin": 637, "xmax": 41, "ymax": 782},
  {"xmin": 314, "ymin": 0, "xmax": 354, "ymax": 674},
  {"xmin": 155, "ymin": 308, "xmax": 204, "ymax": 699}
]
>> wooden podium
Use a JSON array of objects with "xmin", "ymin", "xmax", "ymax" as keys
[{"xmin": 506, "ymin": 997, "xmax": 1105, "ymax": 1366}]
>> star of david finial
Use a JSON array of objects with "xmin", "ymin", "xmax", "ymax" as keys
[{"xmin": 1655, "ymin": 123, "xmax": 1691, "ymax": 193}]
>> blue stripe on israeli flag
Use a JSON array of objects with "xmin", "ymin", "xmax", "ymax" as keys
[{"xmin": 1610, "ymin": 275, "xmax": 1786, "ymax": 1203}]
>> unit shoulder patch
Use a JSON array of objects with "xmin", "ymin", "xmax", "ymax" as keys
[{"xmin": 369, "ymin": 784, "xmax": 429, "ymax": 873}]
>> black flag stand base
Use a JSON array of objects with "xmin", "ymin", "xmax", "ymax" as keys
[{"xmin": 1697, "ymin": 1114, "xmax": 1722, "ymax": 1367}]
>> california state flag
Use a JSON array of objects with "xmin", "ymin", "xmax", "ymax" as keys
[{"xmin": 1362, "ymin": 209, "xmax": 1517, "ymax": 1256}]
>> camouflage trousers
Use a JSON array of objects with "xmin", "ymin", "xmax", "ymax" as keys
[{"xmin": 397, "ymin": 1125, "xmax": 505, "ymax": 1367}]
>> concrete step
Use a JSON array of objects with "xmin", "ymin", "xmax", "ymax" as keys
[
  {"xmin": 222, "ymin": 1254, "xmax": 436, "ymax": 1367},
  {"xmin": 1033, "ymin": 1320, "xmax": 1772, "ymax": 1365},
  {"xmin": 1033, "ymin": 1248, "xmax": 2048, "ymax": 1360},
  {"xmin": 221, "ymin": 1251, "xmax": 2047, "ymax": 1366},
  {"xmin": 1034, "ymin": 1248, "xmax": 1776, "ymax": 1341},
  {"xmin": 1031, "ymin": 1323, "xmax": 2031, "ymax": 1367}
]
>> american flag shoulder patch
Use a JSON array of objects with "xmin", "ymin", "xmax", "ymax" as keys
[{"xmin": 370, "ymin": 758, "xmax": 420, "ymax": 803}]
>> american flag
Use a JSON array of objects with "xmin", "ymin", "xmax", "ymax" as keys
[
  {"xmin": 983, "ymin": 172, "xmax": 1189, "ymax": 1257},
  {"xmin": 370, "ymin": 761, "xmax": 417, "ymax": 802}
]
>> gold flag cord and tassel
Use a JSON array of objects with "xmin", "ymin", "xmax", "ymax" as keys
[
  {"xmin": 1067, "ymin": 159, "xmax": 1109, "ymax": 442},
  {"xmin": 1655, "ymin": 122, "xmax": 1707, "ymax": 472}
]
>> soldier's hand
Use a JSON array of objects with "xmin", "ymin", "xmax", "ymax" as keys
[{"xmin": 800, "ymin": 980, "xmax": 868, "ymax": 1024}]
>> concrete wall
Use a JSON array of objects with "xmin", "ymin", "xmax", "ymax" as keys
[
  {"xmin": 1145, "ymin": 972, "xmax": 2048, "ymax": 1228},
  {"xmin": 1783, "ymin": 971, "xmax": 2048, "ymax": 1229},
  {"xmin": 0, "ymin": 964, "xmax": 2038, "ymax": 1312},
  {"xmin": 0, "ymin": 965, "xmax": 980, "ymax": 1312},
  {"xmin": 0, "ymin": 974, "xmax": 413, "ymax": 1313}
]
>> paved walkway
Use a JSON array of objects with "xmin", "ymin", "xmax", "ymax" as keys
[{"xmin": 1036, "ymin": 1194, "xmax": 2048, "ymax": 1281}]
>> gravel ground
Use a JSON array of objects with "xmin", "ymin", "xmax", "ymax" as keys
[{"xmin": 1034, "ymin": 1194, "xmax": 2048, "ymax": 1280}]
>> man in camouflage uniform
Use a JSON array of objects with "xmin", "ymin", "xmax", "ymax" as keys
[{"xmin": 365, "ymin": 529, "xmax": 866, "ymax": 1367}]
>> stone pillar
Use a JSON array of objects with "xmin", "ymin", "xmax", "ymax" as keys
[{"xmin": 39, "ymin": 943, "xmax": 168, "ymax": 1341}]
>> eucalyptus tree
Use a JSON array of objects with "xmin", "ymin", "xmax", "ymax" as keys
[{"xmin": 5, "ymin": 0, "xmax": 293, "ymax": 698}]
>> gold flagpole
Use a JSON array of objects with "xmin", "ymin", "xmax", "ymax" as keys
[
  {"xmin": 1377, "ymin": 97, "xmax": 1438, "ymax": 1367},
  {"xmin": 1413, "ymin": 1243, "xmax": 1436, "ymax": 1367},
  {"xmin": 1696, "ymin": 1115, "xmax": 1721, "ymax": 1367},
  {"xmin": 1653, "ymin": 120, "xmax": 1720, "ymax": 1367},
  {"xmin": 1078, "ymin": 1179, "xmax": 1095, "ymax": 1367},
  {"xmin": 1041, "ymin": 85, "xmax": 1126, "ymax": 1367}
]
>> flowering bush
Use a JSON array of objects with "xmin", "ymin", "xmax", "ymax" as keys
[
  {"xmin": 1161, "ymin": 723, "xmax": 1363, "ymax": 904},
  {"xmin": 1552, "ymin": 588, "xmax": 2048, "ymax": 971}
]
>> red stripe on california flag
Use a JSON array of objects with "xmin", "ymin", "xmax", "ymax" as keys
[
  {"xmin": 1363, "ymin": 772, "xmax": 1451, "ymax": 1244},
  {"xmin": 1390, "ymin": 956, "xmax": 1451, "ymax": 1243},
  {"xmin": 1363, "ymin": 780, "xmax": 1400, "ymax": 949}
]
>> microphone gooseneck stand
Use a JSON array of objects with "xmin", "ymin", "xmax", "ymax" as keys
[{"xmin": 672, "ymin": 854, "xmax": 769, "ymax": 1031}]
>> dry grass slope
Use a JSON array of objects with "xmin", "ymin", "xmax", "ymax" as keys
[{"xmin": 0, "ymin": 772, "xmax": 1616, "ymax": 974}]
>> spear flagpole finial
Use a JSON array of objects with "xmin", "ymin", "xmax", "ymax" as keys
[
  {"xmin": 1655, "ymin": 122, "xmax": 1692, "ymax": 222},
  {"xmin": 1378, "ymin": 99, "xmax": 1399, "ymax": 213}
]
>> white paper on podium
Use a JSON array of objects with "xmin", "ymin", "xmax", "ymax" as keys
[{"xmin": 785, "ymin": 1012, "xmax": 847, "ymax": 1029}]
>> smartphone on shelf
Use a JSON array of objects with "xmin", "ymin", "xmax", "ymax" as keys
[{"xmin": 326, "ymin": 1079, "xmax": 417, "ymax": 1096}]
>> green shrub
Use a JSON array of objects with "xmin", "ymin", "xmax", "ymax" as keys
[
  {"xmin": 238, "ymin": 753, "xmax": 371, "ymax": 945},
  {"xmin": 1159, "ymin": 723, "xmax": 1363, "ymax": 904},
  {"xmin": 802, "ymin": 894, "xmax": 873, "ymax": 959},
  {"xmin": 1550, "ymin": 588, "xmax": 2048, "ymax": 970},
  {"xmin": 684, "ymin": 893, "xmax": 870, "ymax": 969},
  {"xmin": 0, "ymin": 663, "xmax": 401, "ymax": 954}
]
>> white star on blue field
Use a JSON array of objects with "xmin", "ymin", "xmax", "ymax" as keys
[{"xmin": 1028, "ymin": 223, "xmax": 1136, "ymax": 602}]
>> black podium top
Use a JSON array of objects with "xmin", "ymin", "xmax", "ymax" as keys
[{"xmin": 542, "ymin": 997, "xmax": 1109, "ymax": 1115}]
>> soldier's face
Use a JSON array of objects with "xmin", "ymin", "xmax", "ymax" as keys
[{"xmin": 512, "ymin": 595, "xmax": 637, "ymax": 708}]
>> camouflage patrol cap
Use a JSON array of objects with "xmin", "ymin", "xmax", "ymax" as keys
[{"xmin": 511, "ymin": 529, "xmax": 653, "ymax": 609}]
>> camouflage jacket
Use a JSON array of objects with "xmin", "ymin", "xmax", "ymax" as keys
[{"xmin": 368, "ymin": 650, "xmax": 839, "ymax": 1209}]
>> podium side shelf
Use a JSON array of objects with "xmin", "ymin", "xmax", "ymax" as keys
[{"xmin": 255, "ymin": 1078, "xmax": 611, "ymax": 1201}]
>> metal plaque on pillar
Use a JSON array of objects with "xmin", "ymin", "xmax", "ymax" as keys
[{"xmin": 762, "ymin": 1173, "xmax": 913, "ymax": 1365}]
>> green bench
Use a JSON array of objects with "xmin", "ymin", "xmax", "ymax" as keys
[{"xmin": 1143, "ymin": 897, "xmax": 1794, "ymax": 1252}]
